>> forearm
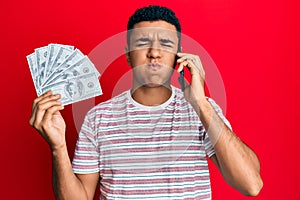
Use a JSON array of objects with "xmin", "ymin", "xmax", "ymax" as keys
[
  {"xmin": 196, "ymin": 99, "xmax": 263, "ymax": 196},
  {"xmin": 52, "ymin": 145, "xmax": 88, "ymax": 200}
]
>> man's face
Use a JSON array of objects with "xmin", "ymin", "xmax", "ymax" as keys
[{"xmin": 127, "ymin": 20, "xmax": 179, "ymax": 88}]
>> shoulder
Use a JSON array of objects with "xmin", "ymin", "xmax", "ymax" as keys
[{"xmin": 206, "ymin": 97, "xmax": 232, "ymax": 130}]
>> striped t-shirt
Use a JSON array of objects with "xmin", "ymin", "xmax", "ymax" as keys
[{"xmin": 72, "ymin": 86, "xmax": 231, "ymax": 200}]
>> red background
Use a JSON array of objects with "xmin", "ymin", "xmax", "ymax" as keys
[{"xmin": 1, "ymin": 0, "xmax": 299, "ymax": 199}]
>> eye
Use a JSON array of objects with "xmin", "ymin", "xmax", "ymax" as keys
[
  {"xmin": 160, "ymin": 39, "xmax": 174, "ymax": 48},
  {"xmin": 136, "ymin": 43, "xmax": 148, "ymax": 47},
  {"xmin": 161, "ymin": 44, "xmax": 173, "ymax": 48},
  {"xmin": 134, "ymin": 38, "xmax": 151, "ymax": 47}
]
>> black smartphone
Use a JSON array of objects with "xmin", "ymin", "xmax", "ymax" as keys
[{"xmin": 176, "ymin": 54, "xmax": 185, "ymax": 92}]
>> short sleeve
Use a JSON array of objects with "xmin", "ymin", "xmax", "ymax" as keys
[
  {"xmin": 72, "ymin": 108, "xmax": 100, "ymax": 174},
  {"xmin": 204, "ymin": 97, "xmax": 232, "ymax": 157}
]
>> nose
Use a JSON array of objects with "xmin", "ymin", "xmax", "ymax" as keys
[{"xmin": 147, "ymin": 41, "xmax": 161, "ymax": 61}]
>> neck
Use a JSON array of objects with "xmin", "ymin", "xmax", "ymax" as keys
[{"xmin": 131, "ymin": 85, "xmax": 172, "ymax": 106}]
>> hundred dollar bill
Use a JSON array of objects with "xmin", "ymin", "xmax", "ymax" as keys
[
  {"xmin": 46, "ymin": 46, "xmax": 73, "ymax": 81},
  {"xmin": 42, "ymin": 48, "xmax": 84, "ymax": 86},
  {"xmin": 45, "ymin": 44, "xmax": 74, "ymax": 78},
  {"xmin": 44, "ymin": 56, "xmax": 100, "ymax": 86},
  {"xmin": 41, "ymin": 72, "xmax": 102, "ymax": 106},
  {"xmin": 26, "ymin": 52, "xmax": 39, "ymax": 95},
  {"xmin": 35, "ymin": 46, "xmax": 49, "ymax": 86}
]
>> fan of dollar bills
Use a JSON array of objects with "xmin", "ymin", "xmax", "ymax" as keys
[{"xmin": 26, "ymin": 43, "xmax": 102, "ymax": 106}]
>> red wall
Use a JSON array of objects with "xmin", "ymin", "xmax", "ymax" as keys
[{"xmin": 1, "ymin": 0, "xmax": 299, "ymax": 199}]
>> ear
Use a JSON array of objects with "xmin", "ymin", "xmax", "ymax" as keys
[{"xmin": 124, "ymin": 46, "xmax": 131, "ymax": 66}]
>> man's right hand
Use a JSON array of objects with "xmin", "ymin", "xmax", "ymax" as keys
[{"xmin": 29, "ymin": 90, "xmax": 66, "ymax": 151}]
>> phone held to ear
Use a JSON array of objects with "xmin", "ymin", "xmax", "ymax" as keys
[
  {"xmin": 176, "ymin": 53, "xmax": 185, "ymax": 92},
  {"xmin": 179, "ymin": 69, "xmax": 185, "ymax": 92}
]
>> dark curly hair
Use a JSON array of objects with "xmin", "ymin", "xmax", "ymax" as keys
[{"xmin": 127, "ymin": 5, "xmax": 181, "ymax": 51}]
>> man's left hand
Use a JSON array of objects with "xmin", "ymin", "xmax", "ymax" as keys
[{"xmin": 176, "ymin": 52, "xmax": 206, "ymax": 107}]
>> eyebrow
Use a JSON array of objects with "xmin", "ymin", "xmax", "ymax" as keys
[
  {"xmin": 135, "ymin": 38, "xmax": 150, "ymax": 42},
  {"xmin": 135, "ymin": 37, "xmax": 175, "ymax": 44},
  {"xmin": 160, "ymin": 38, "xmax": 175, "ymax": 44}
]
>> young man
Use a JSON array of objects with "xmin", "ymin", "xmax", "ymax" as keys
[{"xmin": 29, "ymin": 5, "xmax": 263, "ymax": 200}]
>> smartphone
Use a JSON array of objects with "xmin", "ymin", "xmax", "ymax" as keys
[{"xmin": 176, "ymin": 54, "xmax": 185, "ymax": 91}]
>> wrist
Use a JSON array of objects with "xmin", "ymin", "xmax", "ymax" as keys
[
  {"xmin": 192, "ymin": 98, "xmax": 212, "ymax": 116},
  {"xmin": 196, "ymin": 98, "xmax": 210, "ymax": 110},
  {"xmin": 50, "ymin": 143, "xmax": 67, "ymax": 154}
]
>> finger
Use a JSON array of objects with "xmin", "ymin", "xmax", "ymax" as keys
[
  {"xmin": 30, "ymin": 94, "xmax": 61, "ymax": 126},
  {"xmin": 177, "ymin": 60, "xmax": 189, "ymax": 72},
  {"xmin": 186, "ymin": 60, "xmax": 202, "ymax": 76},
  {"xmin": 43, "ymin": 104, "xmax": 64, "ymax": 123},
  {"xmin": 31, "ymin": 100, "xmax": 62, "ymax": 128},
  {"xmin": 32, "ymin": 90, "xmax": 53, "ymax": 112},
  {"xmin": 177, "ymin": 57, "xmax": 199, "ymax": 68},
  {"xmin": 176, "ymin": 52, "xmax": 197, "ymax": 59},
  {"xmin": 32, "ymin": 90, "xmax": 52, "ymax": 105},
  {"xmin": 38, "ymin": 93, "xmax": 61, "ymax": 105},
  {"xmin": 179, "ymin": 58, "xmax": 198, "ymax": 71},
  {"xmin": 31, "ymin": 100, "xmax": 61, "ymax": 128},
  {"xmin": 177, "ymin": 53, "xmax": 205, "ymax": 77},
  {"xmin": 176, "ymin": 55, "xmax": 191, "ymax": 63},
  {"xmin": 191, "ymin": 57, "xmax": 205, "ymax": 77},
  {"xmin": 179, "ymin": 57, "xmax": 203, "ymax": 75},
  {"xmin": 177, "ymin": 52, "xmax": 190, "ymax": 57}
]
